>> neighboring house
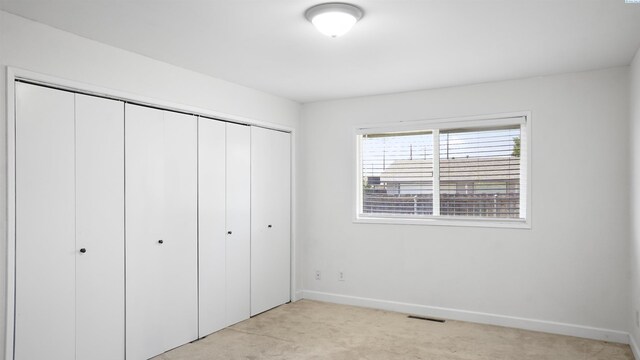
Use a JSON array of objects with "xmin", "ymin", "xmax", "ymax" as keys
[{"xmin": 370, "ymin": 157, "xmax": 520, "ymax": 196}]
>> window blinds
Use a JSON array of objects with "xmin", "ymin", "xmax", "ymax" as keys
[
  {"xmin": 439, "ymin": 127, "xmax": 520, "ymax": 218},
  {"xmin": 361, "ymin": 132, "xmax": 435, "ymax": 215},
  {"xmin": 360, "ymin": 125, "xmax": 522, "ymax": 219}
]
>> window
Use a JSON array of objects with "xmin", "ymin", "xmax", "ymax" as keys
[{"xmin": 355, "ymin": 114, "xmax": 529, "ymax": 227}]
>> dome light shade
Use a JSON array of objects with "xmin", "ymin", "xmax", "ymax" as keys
[{"xmin": 305, "ymin": 3, "xmax": 364, "ymax": 38}]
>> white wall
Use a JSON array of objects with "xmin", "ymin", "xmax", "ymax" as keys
[
  {"xmin": 630, "ymin": 47, "xmax": 640, "ymax": 353},
  {"xmin": 0, "ymin": 11, "xmax": 301, "ymax": 359},
  {"xmin": 300, "ymin": 67, "xmax": 631, "ymax": 341}
]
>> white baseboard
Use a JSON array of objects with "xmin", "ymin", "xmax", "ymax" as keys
[
  {"xmin": 301, "ymin": 290, "xmax": 630, "ymax": 344},
  {"xmin": 630, "ymin": 334, "xmax": 640, "ymax": 360},
  {"xmin": 292, "ymin": 290, "xmax": 304, "ymax": 302}
]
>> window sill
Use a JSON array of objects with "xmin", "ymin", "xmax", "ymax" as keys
[{"xmin": 354, "ymin": 215, "xmax": 530, "ymax": 229}]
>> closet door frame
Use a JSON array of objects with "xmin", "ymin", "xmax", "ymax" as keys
[{"xmin": 5, "ymin": 68, "xmax": 297, "ymax": 360}]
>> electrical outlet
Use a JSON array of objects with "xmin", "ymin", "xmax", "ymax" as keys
[
  {"xmin": 315, "ymin": 270, "xmax": 321, "ymax": 280},
  {"xmin": 636, "ymin": 310, "xmax": 639, "ymax": 328},
  {"xmin": 338, "ymin": 271, "xmax": 345, "ymax": 281}
]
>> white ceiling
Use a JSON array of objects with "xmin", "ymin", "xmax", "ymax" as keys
[{"xmin": 2, "ymin": 0, "xmax": 640, "ymax": 103}]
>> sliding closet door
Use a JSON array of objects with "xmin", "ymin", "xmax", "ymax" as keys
[
  {"xmin": 75, "ymin": 94, "xmax": 125, "ymax": 360},
  {"xmin": 126, "ymin": 105, "xmax": 198, "ymax": 359},
  {"xmin": 251, "ymin": 127, "xmax": 291, "ymax": 316},
  {"xmin": 198, "ymin": 118, "xmax": 227, "ymax": 336},
  {"xmin": 15, "ymin": 83, "xmax": 76, "ymax": 360},
  {"xmin": 226, "ymin": 123, "xmax": 251, "ymax": 325}
]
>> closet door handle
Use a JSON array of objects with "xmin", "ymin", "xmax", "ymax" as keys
[
  {"xmin": 227, "ymin": 231, "xmax": 232, "ymax": 235},
  {"xmin": 158, "ymin": 240, "xmax": 164, "ymax": 244},
  {"xmin": 268, "ymin": 225, "xmax": 272, "ymax": 228},
  {"xmin": 79, "ymin": 248, "xmax": 87, "ymax": 254}
]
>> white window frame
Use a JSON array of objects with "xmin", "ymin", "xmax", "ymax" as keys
[{"xmin": 353, "ymin": 111, "xmax": 531, "ymax": 229}]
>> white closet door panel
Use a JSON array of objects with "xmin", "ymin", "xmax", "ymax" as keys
[
  {"xmin": 225, "ymin": 123, "xmax": 251, "ymax": 326},
  {"xmin": 251, "ymin": 127, "xmax": 291, "ymax": 316},
  {"xmin": 75, "ymin": 94, "xmax": 125, "ymax": 360},
  {"xmin": 270, "ymin": 130, "xmax": 291, "ymax": 309},
  {"xmin": 125, "ymin": 105, "xmax": 198, "ymax": 359},
  {"xmin": 161, "ymin": 110, "xmax": 199, "ymax": 350},
  {"xmin": 125, "ymin": 104, "xmax": 165, "ymax": 360},
  {"xmin": 15, "ymin": 83, "xmax": 76, "ymax": 360},
  {"xmin": 198, "ymin": 118, "xmax": 227, "ymax": 336}
]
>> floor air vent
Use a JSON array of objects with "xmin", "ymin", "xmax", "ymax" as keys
[{"xmin": 408, "ymin": 315, "xmax": 445, "ymax": 323}]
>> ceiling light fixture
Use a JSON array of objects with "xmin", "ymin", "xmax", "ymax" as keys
[{"xmin": 305, "ymin": 3, "xmax": 364, "ymax": 38}]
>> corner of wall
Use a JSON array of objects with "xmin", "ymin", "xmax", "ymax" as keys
[
  {"xmin": 1, "ymin": 68, "xmax": 9, "ymax": 360},
  {"xmin": 630, "ymin": 45, "xmax": 640, "ymax": 357},
  {"xmin": 631, "ymin": 334, "xmax": 640, "ymax": 360}
]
